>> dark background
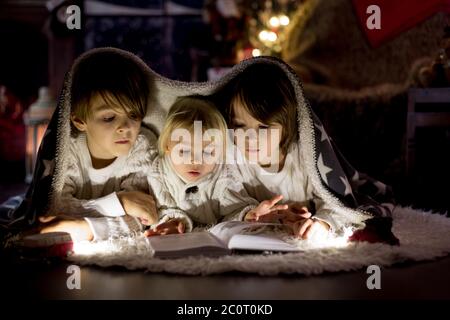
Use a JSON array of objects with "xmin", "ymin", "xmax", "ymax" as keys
[
  {"xmin": 0, "ymin": 0, "xmax": 449, "ymax": 300},
  {"xmin": 1, "ymin": 0, "xmax": 449, "ymax": 211}
]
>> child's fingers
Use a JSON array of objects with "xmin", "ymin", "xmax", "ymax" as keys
[
  {"xmin": 154, "ymin": 220, "xmax": 176, "ymax": 231},
  {"xmin": 139, "ymin": 211, "xmax": 157, "ymax": 225},
  {"xmin": 258, "ymin": 195, "xmax": 283, "ymax": 211},
  {"xmin": 151, "ymin": 224, "xmax": 164, "ymax": 233},
  {"xmin": 291, "ymin": 211, "xmax": 312, "ymax": 220},
  {"xmin": 282, "ymin": 209, "xmax": 312, "ymax": 222},
  {"xmin": 145, "ymin": 228, "xmax": 172, "ymax": 237},
  {"xmin": 290, "ymin": 203, "xmax": 309, "ymax": 213},
  {"xmin": 255, "ymin": 204, "xmax": 288, "ymax": 218},
  {"xmin": 306, "ymin": 221, "xmax": 330, "ymax": 240},
  {"xmin": 140, "ymin": 217, "xmax": 154, "ymax": 226},
  {"xmin": 267, "ymin": 195, "xmax": 284, "ymax": 207},
  {"xmin": 278, "ymin": 209, "xmax": 294, "ymax": 221},
  {"xmin": 177, "ymin": 222, "xmax": 185, "ymax": 234},
  {"xmin": 153, "ymin": 227, "xmax": 171, "ymax": 235},
  {"xmin": 161, "ymin": 225, "xmax": 182, "ymax": 235},
  {"xmin": 254, "ymin": 210, "xmax": 269, "ymax": 219},
  {"xmin": 159, "ymin": 228, "xmax": 170, "ymax": 235},
  {"xmin": 269, "ymin": 204, "xmax": 289, "ymax": 213},
  {"xmin": 298, "ymin": 219, "xmax": 313, "ymax": 239},
  {"xmin": 144, "ymin": 229, "xmax": 159, "ymax": 237},
  {"xmin": 254, "ymin": 210, "xmax": 270, "ymax": 218},
  {"xmin": 256, "ymin": 212, "xmax": 280, "ymax": 222},
  {"xmin": 151, "ymin": 220, "xmax": 180, "ymax": 234},
  {"xmin": 39, "ymin": 216, "xmax": 57, "ymax": 223},
  {"xmin": 287, "ymin": 220, "xmax": 310, "ymax": 238},
  {"xmin": 290, "ymin": 220, "xmax": 303, "ymax": 236},
  {"xmin": 245, "ymin": 211, "xmax": 257, "ymax": 221},
  {"xmin": 298, "ymin": 211, "xmax": 312, "ymax": 219},
  {"xmin": 304, "ymin": 222, "xmax": 321, "ymax": 239}
]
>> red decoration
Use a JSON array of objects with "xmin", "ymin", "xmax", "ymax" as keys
[{"xmin": 352, "ymin": 0, "xmax": 450, "ymax": 48}]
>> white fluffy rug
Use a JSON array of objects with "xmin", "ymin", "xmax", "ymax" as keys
[{"xmin": 68, "ymin": 206, "xmax": 450, "ymax": 275}]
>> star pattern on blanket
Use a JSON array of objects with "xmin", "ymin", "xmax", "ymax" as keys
[
  {"xmin": 42, "ymin": 159, "xmax": 55, "ymax": 179},
  {"xmin": 351, "ymin": 171, "xmax": 367, "ymax": 190},
  {"xmin": 311, "ymin": 112, "xmax": 393, "ymax": 215},
  {"xmin": 317, "ymin": 153, "xmax": 333, "ymax": 184},
  {"xmin": 314, "ymin": 123, "xmax": 330, "ymax": 142},
  {"xmin": 313, "ymin": 123, "xmax": 351, "ymax": 197},
  {"xmin": 340, "ymin": 176, "xmax": 353, "ymax": 196},
  {"xmin": 373, "ymin": 181, "xmax": 387, "ymax": 196}
]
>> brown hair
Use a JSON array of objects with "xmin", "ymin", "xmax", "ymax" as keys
[
  {"xmin": 218, "ymin": 63, "xmax": 298, "ymax": 155},
  {"xmin": 70, "ymin": 51, "xmax": 150, "ymax": 127}
]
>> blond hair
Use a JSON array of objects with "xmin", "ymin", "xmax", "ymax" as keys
[{"xmin": 158, "ymin": 96, "xmax": 228, "ymax": 156}]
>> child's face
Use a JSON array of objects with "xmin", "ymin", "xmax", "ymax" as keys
[
  {"xmin": 72, "ymin": 94, "xmax": 142, "ymax": 161},
  {"xmin": 231, "ymin": 100, "xmax": 283, "ymax": 168},
  {"xmin": 166, "ymin": 134, "xmax": 220, "ymax": 183}
]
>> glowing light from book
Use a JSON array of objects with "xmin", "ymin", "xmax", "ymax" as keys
[
  {"xmin": 71, "ymin": 240, "xmax": 114, "ymax": 256},
  {"xmin": 314, "ymin": 227, "xmax": 352, "ymax": 248}
]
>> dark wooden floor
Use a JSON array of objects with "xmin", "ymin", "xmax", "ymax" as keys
[{"xmin": 1, "ymin": 254, "xmax": 449, "ymax": 299}]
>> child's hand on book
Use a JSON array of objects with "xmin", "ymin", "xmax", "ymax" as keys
[
  {"xmin": 279, "ymin": 202, "xmax": 312, "ymax": 224},
  {"xmin": 145, "ymin": 219, "xmax": 185, "ymax": 237},
  {"xmin": 117, "ymin": 191, "xmax": 158, "ymax": 225},
  {"xmin": 245, "ymin": 195, "xmax": 288, "ymax": 223},
  {"xmin": 38, "ymin": 216, "xmax": 94, "ymax": 242},
  {"xmin": 288, "ymin": 218, "xmax": 330, "ymax": 240},
  {"xmin": 276, "ymin": 203, "xmax": 330, "ymax": 240}
]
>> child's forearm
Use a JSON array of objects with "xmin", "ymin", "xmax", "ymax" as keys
[
  {"xmin": 55, "ymin": 192, "xmax": 126, "ymax": 218},
  {"xmin": 39, "ymin": 218, "xmax": 94, "ymax": 242},
  {"xmin": 84, "ymin": 215, "xmax": 144, "ymax": 241},
  {"xmin": 116, "ymin": 191, "xmax": 158, "ymax": 225}
]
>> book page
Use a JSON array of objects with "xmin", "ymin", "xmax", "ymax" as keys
[
  {"xmin": 208, "ymin": 221, "xmax": 259, "ymax": 244},
  {"xmin": 146, "ymin": 232, "xmax": 230, "ymax": 258},
  {"xmin": 228, "ymin": 234, "xmax": 300, "ymax": 252},
  {"xmin": 208, "ymin": 221, "xmax": 297, "ymax": 252}
]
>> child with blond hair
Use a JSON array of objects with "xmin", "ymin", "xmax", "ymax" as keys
[{"xmin": 145, "ymin": 96, "xmax": 287, "ymax": 236}]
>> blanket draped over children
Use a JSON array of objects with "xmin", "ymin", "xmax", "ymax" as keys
[{"xmin": 6, "ymin": 48, "xmax": 398, "ymax": 244}]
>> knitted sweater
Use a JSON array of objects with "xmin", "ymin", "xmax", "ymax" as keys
[
  {"xmin": 234, "ymin": 144, "xmax": 340, "ymax": 232},
  {"xmin": 54, "ymin": 131, "xmax": 157, "ymax": 240},
  {"xmin": 147, "ymin": 156, "xmax": 259, "ymax": 231},
  {"xmin": 35, "ymin": 49, "xmax": 387, "ymax": 246}
]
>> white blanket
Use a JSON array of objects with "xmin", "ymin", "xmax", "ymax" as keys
[{"xmin": 68, "ymin": 206, "xmax": 450, "ymax": 275}]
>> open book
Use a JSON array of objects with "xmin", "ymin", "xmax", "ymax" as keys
[{"xmin": 146, "ymin": 221, "xmax": 301, "ymax": 258}]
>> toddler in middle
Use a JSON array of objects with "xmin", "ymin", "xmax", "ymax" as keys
[{"xmin": 145, "ymin": 96, "xmax": 288, "ymax": 236}]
